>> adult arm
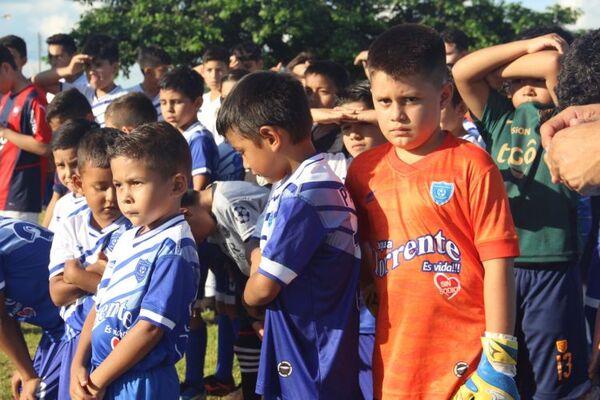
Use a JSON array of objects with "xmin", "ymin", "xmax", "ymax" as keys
[{"xmin": 0, "ymin": 128, "xmax": 49, "ymax": 156}]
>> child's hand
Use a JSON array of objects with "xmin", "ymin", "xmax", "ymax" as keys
[
  {"xmin": 251, "ymin": 320, "xmax": 264, "ymax": 340},
  {"xmin": 70, "ymin": 365, "xmax": 94, "ymax": 400},
  {"xmin": 87, "ymin": 252, "xmax": 108, "ymax": 276},
  {"xmin": 312, "ymin": 108, "xmax": 357, "ymax": 125},
  {"xmin": 65, "ymin": 54, "xmax": 91, "ymax": 77},
  {"xmin": 17, "ymin": 376, "xmax": 42, "ymax": 400},
  {"xmin": 63, "ymin": 259, "xmax": 83, "ymax": 285},
  {"xmin": 526, "ymin": 33, "xmax": 568, "ymax": 55},
  {"xmin": 85, "ymin": 377, "xmax": 106, "ymax": 400}
]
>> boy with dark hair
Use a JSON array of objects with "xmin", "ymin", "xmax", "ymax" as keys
[
  {"xmin": 230, "ymin": 41, "xmax": 263, "ymax": 72},
  {"xmin": 33, "ymin": 34, "xmax": 128, "ymax": 126},
  {"xmin": 46, "ymin": 33, "xmax": 87, "ymax": 90},
  {"xmin": 160, "ymin": 66, "xmax": 219, "ymax": 190},
  {"xmin": 70, "ymin": 122, "xmax": 199, "ymax": 399},
  {"xmin": 346, "ymin": 24, "xmax": 520, "ymax": 399},
  {"xmin": 128, "ymin": 45, "xmax": 172, "ymax": 120},
  {"xmin": 454, "ymin": 31, "xmax": 591, "ymax": 398},
  {"xmin": 0, "ymin": 218, "xmax": 66, "ymax": 400},
  {"xmin": 217, "ymin": 71, "xmax": 361, "ymax": 399},
  {"xmin": 305, "ymin": 60, "xmax": 350, "ymax": 154},
  {"xmin": 49, "ymin": 127, "xmax": 130, "ymax": 400},
  {"xmin": 47, "ymin": 119, "xmax": 96, "ymax": 232},
  {"xmin": 0, "ymin": 35, "xmax": 27, "ymax": 72},
  {"xmin": 196, "ymin": 45, "xmax": 229, "ymax": 140},
  {"xmin": 440, "ymin": 28, "xmax": 470, "ymax": 66},
  {"xmin": 45, "ymin": 88, "xmax": 94, "ymax": 130},
  {"xmin": 286, "ymin": 51, "xmax": 314, "ymax": 84},
  {"xmin": 0, "ymin": 45, "xmax": 52, "ymax": 223},
  {"xmin": 105, "ymin": 92, "xmax": 158, "ymax": 132}
]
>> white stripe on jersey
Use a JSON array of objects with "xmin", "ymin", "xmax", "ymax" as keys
[
  {"xmin": 260, "ymin": 258, "xmax": 298, "ymax": 285},
  {"xmin": 139, "ymin": 309, "xmax": 175, "ymax": 330}
]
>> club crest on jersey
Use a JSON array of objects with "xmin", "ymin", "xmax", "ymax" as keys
[
  {"xmin": 434, "ymin": 273, "xmax": 461, "ymax": 300},
  {"xmin": 430, "ymin": 181, "xmax": 454, "ymax": 205},
  {"xmin": 277, "ymin": 361, "xmax": 293, "ymax": 377},
  {"xmin": 134, "ymin": 259, "xmax": 151, "ymax": 282},
  {"xmin": 15, "ymin": 307, "xmax": 36, "ymax": 318}
]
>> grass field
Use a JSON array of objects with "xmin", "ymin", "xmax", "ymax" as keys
[{"xmin": 0, "ymin": 312, "xmax": 241, "ymax": 399}]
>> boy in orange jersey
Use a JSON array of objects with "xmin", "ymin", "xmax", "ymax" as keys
[{"xmin": 345, "ymin": 24, "xmax": 521, "ymax": 399}]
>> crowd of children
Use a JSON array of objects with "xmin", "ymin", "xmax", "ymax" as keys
[{"xmin": 0, "ymin": 19, "xmax": 599, "ymax": 400}]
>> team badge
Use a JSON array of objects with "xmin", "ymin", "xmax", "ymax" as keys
[
  {"xmin": 430, "ymin": 181, "xmax": 454, "ymax": 206},
  {"xmin": 453, "ymin": 361, "xmax": 469, "ymax": 377},
  {"xmin": 277, "ymin": 361, "xmax": 293, "ymax": 377},
  {"xmin": 134, "ymin": 259, "xmax": 151, "ymax": 282},
  {"xmin": 556, "ymin": 339, "xmax": 568, "ymax": 353},
  {"xmin": 15, "ymin": 307, "xmax": 36, "ymax": 318},
  {"xmin": 434, "ymin": 273, "xmax": 461, "ymax": 300},
  {"xmin": 233, "ymin": 205, "xmax": 251, "ymax": 223}
]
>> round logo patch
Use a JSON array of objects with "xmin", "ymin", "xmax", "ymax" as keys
[
  {"xmin": 453, "ymin": 361, "xmax": 469, "ymax": 377},
  {"xmin": 277, "ymin": 361, "xmax": 293, "ymax": 377}
]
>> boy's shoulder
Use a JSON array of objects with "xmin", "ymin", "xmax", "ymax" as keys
[{"xmin": 127, "ymin": 214, "xmax": 196, "ymax": 258}]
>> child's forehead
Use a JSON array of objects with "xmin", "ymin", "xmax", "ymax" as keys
[
  {"xmin": 79, "ymin": 163, "xmax": 112, "ymax": 179},
  {"xmin": 203, "ymin": 59, "xmax": 227, "ymax": 68},
  {"xmin": 53, "ymin": 147, "xmax": 78, "ymax": 157},
  {"xmin": 370, "ymin": 70, "xmax": 439, "ymax": 93},
  {"xmin": 159, "ymin": 88, "xmax": 191, "ymax": 100}
]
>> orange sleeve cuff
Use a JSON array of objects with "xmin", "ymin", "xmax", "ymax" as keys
[{"xmin": 477, "ymin": 238, "xmax": 520, "ymax": 261}]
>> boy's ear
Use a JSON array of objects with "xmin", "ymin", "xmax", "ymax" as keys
[
  {"xmin": 193, "ymin": 95, "xmax": 203, "ymax": 110},
  {"xmin": 172, "ymin": 173, "xmax": 188, "ymax": 196},
  {"xmin": 456, "ymin": 101, "xmax": 469, "ymax": 116},
  {"xmin": 258, "ymin": 125, "xmax": 283, "ymax": 151},
  {"xmin": 121, "ymin": 126, "xmax": 134, "ymax": 134},
  {"xmin": 109, "ymin": 62, "xmax": 119, "ymax": 77},
  {"xmin": 440, "ymin": 82, "xmax": 453, "ymax": 109},
  {"xmin": 71, "ymin": 173, "xmax": 84, "ymax": 196}
]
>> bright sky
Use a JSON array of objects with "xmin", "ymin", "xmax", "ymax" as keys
[{"xmin": 0, "ymin": 0, "xmax": 598, "ymax": 88}]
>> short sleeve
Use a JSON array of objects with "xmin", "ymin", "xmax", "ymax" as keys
[
  {"xmin": 31, "ymin": 98, "xmax": 51, "ymax": 144},
  {"xmin": 259, "ymin": 197, "xmax": 328, "ymax": 286},
  {"xmin": 189, "ymin": 135, "xmax": 217, "ymax": 176},
  {"xmin": 48, "ymin": 220, "xmax": 75, "ymax": 278},
  {"xmin": 469, "ymin": 164, "xmax": 520, "ymax": 261},
  {"xmin": 139, "ymin": 255, "xmax": 197, "ymax": 331},
  {"xmin": 477, "ymin": 90, "xmax": 514, "ymax": 144}
]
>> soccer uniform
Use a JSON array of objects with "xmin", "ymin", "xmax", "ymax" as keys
[
  {"xmin": 256, "ymin": 153, "xmax": 361, "ymax": 399},
  {"xmin": 182, "ymin": 121, "xmax": 219, "ymax": 184},
  {"xmin": 198, "ymin": 92, "xmax": 222, "ymax": 144},
  {"xmin": 346, "ymin": 134, "xmax": 520, "ymax": 399},
  {"xmin": 62, "ymin": 81, "xmax": 128, "ymax": 126},
  {"xmin": 47, "ymin": 192, "xmax": 88, "ymax": 232},
  {"xmin": 49, "ymin": 209, "xmax": 131, "ymax": 400},
  {"xmin": 461, "ymin": 119, "xmax": 486, "ymax": 149},
  {"xmin": 216, "ymin": 142, "xmax": 244, "ymax": 181},
  {"xmin": 0, "ymin": 218, "xmax": 66, "ymax": 399},
  {"xmin": 127, "ymin": 83, "xmax": 162, "ymax": 121},
  {"xmin": 477, "ymin": 91, "xmax": 589, "ymax": 399},
  {"xmin": 92, "ymin": 214, "xmax": 200, "ymax": 398},
  {"xmin": 0, "ymin": 84, "xmax": 52, "ymax": 218}
]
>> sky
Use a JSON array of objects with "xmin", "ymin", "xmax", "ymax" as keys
[{"xmin": 0, "ymin": 0, "xmax": 598, "ymax": 88}]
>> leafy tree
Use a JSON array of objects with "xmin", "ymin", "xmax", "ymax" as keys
[{"xmin": 71, "ymin": 0, "xmax": 580, "ymax": 77}]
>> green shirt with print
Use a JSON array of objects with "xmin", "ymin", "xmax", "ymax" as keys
[{"xmin": 477, "ymin": 91, "xmax": 578, "ymax": 263}]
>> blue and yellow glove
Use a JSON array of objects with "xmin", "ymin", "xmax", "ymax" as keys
[{"xmin": 453, "ymin": 332, "xmax": 520, "ymax": 400}]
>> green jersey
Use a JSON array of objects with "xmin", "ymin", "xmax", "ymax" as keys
[{"xmin": 478, "ymin": 91, "xmax": 578, "ymax": 263}]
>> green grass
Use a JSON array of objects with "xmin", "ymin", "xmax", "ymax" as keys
[{"xmin": 0, "ymin": 311, "xmax": 241, "ymax": 399}]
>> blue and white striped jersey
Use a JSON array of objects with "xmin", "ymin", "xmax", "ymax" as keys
[
  {"xmin": 182, "ymin": 121, "xmax": 219, "ymax": 181},
  {"xmin": 49, "ymin": 209, "xmax": 131, "ymax": 339},
  {"xmin": 0, "ymin": 217, "xmax": 63, "ymax": 332},
  {"xmin": 62, "ymin": 82, "xmax": 128, "ymax": 127},
  {"xmin": 216, "ymin": 141, "xmax": 244, "ymax": 181},
  {"xmin": 47, "ymin": 192, "xmax": 88, "ymax": 233},
  {"xmin": 256, "ymin": 153, "xmax": 361, "ymax": 399},
  {"xmin": 91, "ymin": 214, "xmax": 200, "ymax": 371}
]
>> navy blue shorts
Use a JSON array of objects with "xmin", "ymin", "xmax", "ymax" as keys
[
  {"xmin": 32, "ymin": 327, "xmax": 67, "ymax": 400},
  {"xmin": 58, "ymin": 334, "xmax": 79, "ymax": 400},
  {"xmin": 515, "ymin": 263, "xmax": 591, "ymax": 399}
]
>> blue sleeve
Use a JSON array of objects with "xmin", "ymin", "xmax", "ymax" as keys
[
  {"xmin": 0, "ymin": 253, "xmax": 5, "ymax": 291},
  {"xmin": 259, "ymin": 197, "xmax": 328, "ymax": 286},
  {"xmin": 139, "ymin": 255, "xmax": 197, "ymax": 331},
  {"xmin": 189, "ymin": 135, "xmax": 218, "ymax": 177}
]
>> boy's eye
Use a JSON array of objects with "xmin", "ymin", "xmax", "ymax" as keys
[
  {"xmin": 113, "ymin": 182, "xmax": 122, "ymax": 188},
  {"xmin": 404, "ymin": 97, "xmax": 418, "ymax": 103},
  {"xmin": 377, "ymin": 98, "xmax": 391, "ymax": 106}
]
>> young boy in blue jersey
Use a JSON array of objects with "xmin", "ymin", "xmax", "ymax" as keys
[
  {"xmin": 104, "ymin": 92, "xmax": 158, "ymax": 133},
  {"xmin": 0, "ymin": 218, "xmax": 66, "ymax": 399},
  {"xmin": 47, "ymin": 119, "xmax": 96, "ymax": 232},
  {"xmin": 160, "ymin": 66, "xmax": 218, "ymax": 190},
  {"xmin": 217, "ymin": 71, "xmax": 361, "ymax": 399},
  {"xmin": 70, "ymin": 122, "xmax": 200, "ymax": 399},
  {"xmin": 49, "ymin": 127, "xmax": 130, "ymax": 400},
  {"xmin": 454, "ymin": 31, "xmax": 591, "ymax": 398}
]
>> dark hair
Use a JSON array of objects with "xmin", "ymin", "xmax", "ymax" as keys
[
  {"xmin": 46, "ymin": 34, "xmax": 77, "ymax": 55},
  {"xmin": 231, "ymin": 41, "xmax": 261, "ymax": 62},
  {"xmin": 78, "ymin": 127, "xmax": 123, "ymax": 169},
  {"xmin": 202, "ymin": 45, "xmax": 229, "ymax": 64},
  {"xmin": 50, "ymin": 119, "xmax": 96, "ymax": 152},
  {"xmin": 0, "ymin": 45, "xmax": 16, "ymax": 69},
  {"xmin": 557, "ymin": 29, "xmax": 600, "ymax": 109},
  {"xmin": 217, "ymin": 71, "xmax": 312, "ymax": 144},
  {"xmin": 336, "ymin": 80, "xmax": 374, "ymax": 109},
  {"xmin": 46, "ymin": 88, "xmax": 92, "ymax": 123},
  {"xmin": 181, "ymin": 189, "xmax": 199, "ymax": 208},
  {"xmin": 287, "ymin": 51, "xmax": 315, "ymax": 71},
  {"xmin": 440, "ymin": 28, "xmax": 470, "ymax": 52},
  {"xmin": 0, "ymin": 35, "xmax": 26, "ymax": 59},
  {"xmin": 444, "ymin": 66, "xmax": 464, "ymax": 107},
  {"xmin": 109, "ymin": 122, "xmax": 192, "ymax": 180},
  {"xmin": 105, "ymin": 92, "xmax": 157, "ymax": 128},
  {"xmin": 137, "ymin": 45, "xmax": 171, "ymax": 69},
  {"xmin": 369, "ymin": 24, "xmax": 446, "ymax": 87},
  {"xmin": 221, "ymin": 69, "xmax": 250, "ymax": 85},
  {"xmin": 515, "ymin": 25, "xmax": 574, "ymax": 44},
  {"xmin": 304, "ymin": 60, "xmax": 350, "ymax": 93},
  {"xmin": 82, "ymin": 34, "xmax": 119, "ymax": 63},
  {"xmin": 159, "ymin": 66, "xmax": 204, "ymax": 101}
]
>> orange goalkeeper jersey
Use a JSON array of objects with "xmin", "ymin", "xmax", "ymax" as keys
[{"xmin": 346, "ymin": 134, "xmax": 519, "ymax": 399}]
